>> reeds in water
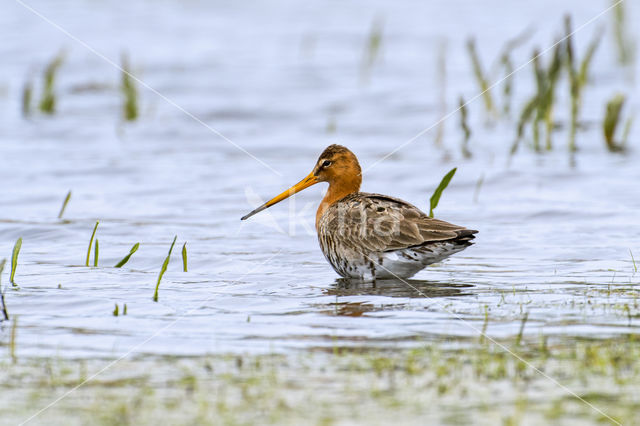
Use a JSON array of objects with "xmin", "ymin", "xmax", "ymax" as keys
[
  {"xmin": 22, "ymin": 81, "xmax": 33, "ymax": 117},
  {"xmin": 458, "ymin": 96, "xmax": 472, "ymax": 158},
  {"xmin": 611, "ymin": 0, "xmax": 636, "ymax": 66},
  {"xmin": 497, "ymin": 29, "xmax": 533, "ymax": 117},
  {"xmin": 360, "ymin": 18, "xmax": 384, "ymax": 83},
  {"xmin": 466, "ymin": 38, "xmax": 496, "ymax": 119},
  {"xmin": 434, "ymin": 39, "xmax": 447, "ymax": 147},
  {"xmin": 38, "ymin": 51, "xmax": 65, "ymax": 114},
  {"xmin": 603, "ymin": 93, "xmax": 631, "ymax": 152},
  {"xmin": 565, "ymin": 16, "xmax": 603, "ymax": 152},
  {"xmin": 121, "ymin": 53, "xmax": 139, "ymax": 121}
]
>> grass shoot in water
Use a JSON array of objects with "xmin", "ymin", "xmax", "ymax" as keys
[
  {"xmin": 0, "ymin": 259, "xmax": 8, "ymax": 320},
  {"xmin": 10, "ymin": 316, "xmax": 17, "ymax": 363},
  {"xmin": 360, "ymin": 18, "xmax": 383, "ymax": 83},
  {"xmin": 496, "ymin": 29, "xmax": 533, "ymax": 117},
  {"xmin": 564, "ymin": 16, "xmax": 603, "ymax": 152},
  {"xmin": 38, "ymin": 51, "xmax": 65, "ymax": 114},
  {"xmin": 58, "ymin": 191, "xmax": 72, "ymax": 219},
  {"xmin": 631, "ymin": 249, "xmax": 637, "ymax": 274},
  {"xmin": 10, "ymin": 238, "xmax": 22, "ymax": 287},
  {"xmin": 603, "ymin": 93, "xmax": 627, "ymax": 152},
  {"xmin": 466, "ymin": 38, "xmax": 496, "ymax": 119},
  {"xmin": 114, "ymin": 243, "xmax": 140, "ymax": 268},
  {"xmin": 121, "ymin": 53, "xmax": 139, "ymax": 121},
  {"xmin": 429, "ymin": 168, "xmax": 457, "ymax": 218},
  {"xmin": 22, "ymin": 80, "xmax": 33, "ymax": 117},
  {"xmin": 611, "ymin": 0, "xmax": 636, "ymax": 66},
  {"xmin": 516, "ymin": 312, "xmax": 529, "ymax": 346},
  {"xmin": 182, "ymin": 243, "xmax": 188, "ymax": 272},
  {"xmin": 153, "ymin": 236, "xmax": 177, "ymax": 302},
  {"xmin": 458, "ymin": 96, "xmax": 471, "ymax": 158},
  {"xmin": 86, "ymin": 221, "xmax": 99, "ymax": 267},
  {"xmin": 113, "ymin": 304, "xmax": 119, "ymax": 317},
  {"xmin": 434, "ymin": 39, "xmax": 447, "ymax": 147},
  {"xmin": 94, "ymin": 239, "xmax": 99, "ymax": 267}
]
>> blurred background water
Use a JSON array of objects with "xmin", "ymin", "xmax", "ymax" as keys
[{"xmin": 0, "ymin": 0, "xmax": 639, "ymax": 358}]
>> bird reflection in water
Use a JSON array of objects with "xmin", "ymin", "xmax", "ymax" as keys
[{"xmin": 319, "ymin": 279, "xmax": 474, "ymax": 317}]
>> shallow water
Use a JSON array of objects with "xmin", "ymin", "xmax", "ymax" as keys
[{"xmin": 1, "ymin": 0, "xmax": 639, "ymax": 359}]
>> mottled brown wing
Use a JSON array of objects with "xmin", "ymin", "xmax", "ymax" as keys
[{"xmin": 320, "ymin": 192, "xmax": 477, "ymax": 253}]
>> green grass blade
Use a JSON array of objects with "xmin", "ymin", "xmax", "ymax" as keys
[
  {"xmin": 10, "ymin": 238, "xmax": 22, "ymax": 287},
  {"xmin": 22, "ymin": 81, "xmax": 32, "ymax": 118},
  {"xmin": 0, "ymin": 258, "xmax": 5, "ymax": 287},
  {"xmin": 459, "ymin": 97, "xmax": 472, "ymax": 158},
  {"xmin": 113, "ymin": 304, "xmax": 119, "ymax": 317},
  {"xmin": 121, "ymin": 53, "xmax": 139, "ymax": 121},
  {"xmin": 511, "ymin": 96, "xmax": 538, "ymax": 156},
  {"xmin": 153, "ymin": 236, "xmax": 178, "ymax": 302},
  {"xmin": 603, "ymin": 94, "xmax": 626, "ymax": 151},
  {"xmin": 622, "ymin": 115, "xmax": 634, "ymax": 146},
  {"xmin": 466, "ymin": 38, "xmax": 496, "ymax": 117},
  {"xmin": 182, "ymin": 243, "xmax": 188, "ymax": 272},
  {"xmin": 38, "ymin": 51, "xmax": 65, "ymax": 114},
  {"xmin": 630, "ymin": 249, "xmax": 637, "ymax": 274},
  {"xmin": 612, "ymin": 0, "xmax": 636, "ymax": 66},
  {"xmin": 10, "ymin": 316, "xmax": 17, "ymax": 363},
  {"xmin": 86, "ymin": 221, "xmax": 99, "ymax": 267},
  {"xmin": 114, "ymin": 243, "xmax": 140, "ymax": 268},
  {"xmin": 578, "ymin": 28, "xmax": 603, "ymax": 88},
  {"xmin": 94, "ymin": 239, "xmax": 99, "ymax": 267},
  {"xmin": 429, "ymin": 168, "xmax": 457, "ymax": 218},
  {"xmin": 0, "ymin": 258, "xmax": 8, "ymax": 320},
  {"xmin": 58, "ymin": 190, "xmax": 72, "ymax": 219},
  {"xmin": 516, "ymin": 312, "xmax": 529, "ymax": 346}
]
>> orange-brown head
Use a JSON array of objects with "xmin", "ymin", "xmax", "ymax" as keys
[{"xmin": 240, "ymin": 144, "xmax": 362, "ymax": 222}]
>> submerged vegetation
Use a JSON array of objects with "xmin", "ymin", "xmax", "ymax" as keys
[{"xmin": 2, "ymin": 336, "xmax": 640, "ymax": 425}]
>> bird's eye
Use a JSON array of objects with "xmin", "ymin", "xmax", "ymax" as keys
[{"xmin": 322, "ymin": 160, "xmax": 332, "ymax": 168}]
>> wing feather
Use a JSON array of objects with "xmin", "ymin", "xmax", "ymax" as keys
[{"xmin": 318, "ymin": 192, "xmax": 477, "ymax": 253}]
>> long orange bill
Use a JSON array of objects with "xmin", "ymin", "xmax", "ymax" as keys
[{"xmin": 241, "ymin": 172, "xmax": 319, "ymax": 220}]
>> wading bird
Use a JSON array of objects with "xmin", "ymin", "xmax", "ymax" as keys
[{"xmin": 242, "ymin": 145, "xmax": 477, "ymax": 280}]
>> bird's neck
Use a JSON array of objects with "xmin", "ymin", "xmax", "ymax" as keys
[{"xmin": 315, "ymin": 177, "xmax": 361, "ymax": 230}]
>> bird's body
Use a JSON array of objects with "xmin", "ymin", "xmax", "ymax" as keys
[
  {"xmin": 242, "ymin": 145, "xmax": 477, "ymax": 280},
  {"xmin": 317, "ymin": 192, "xmax": 476, "ymax": 280}
]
